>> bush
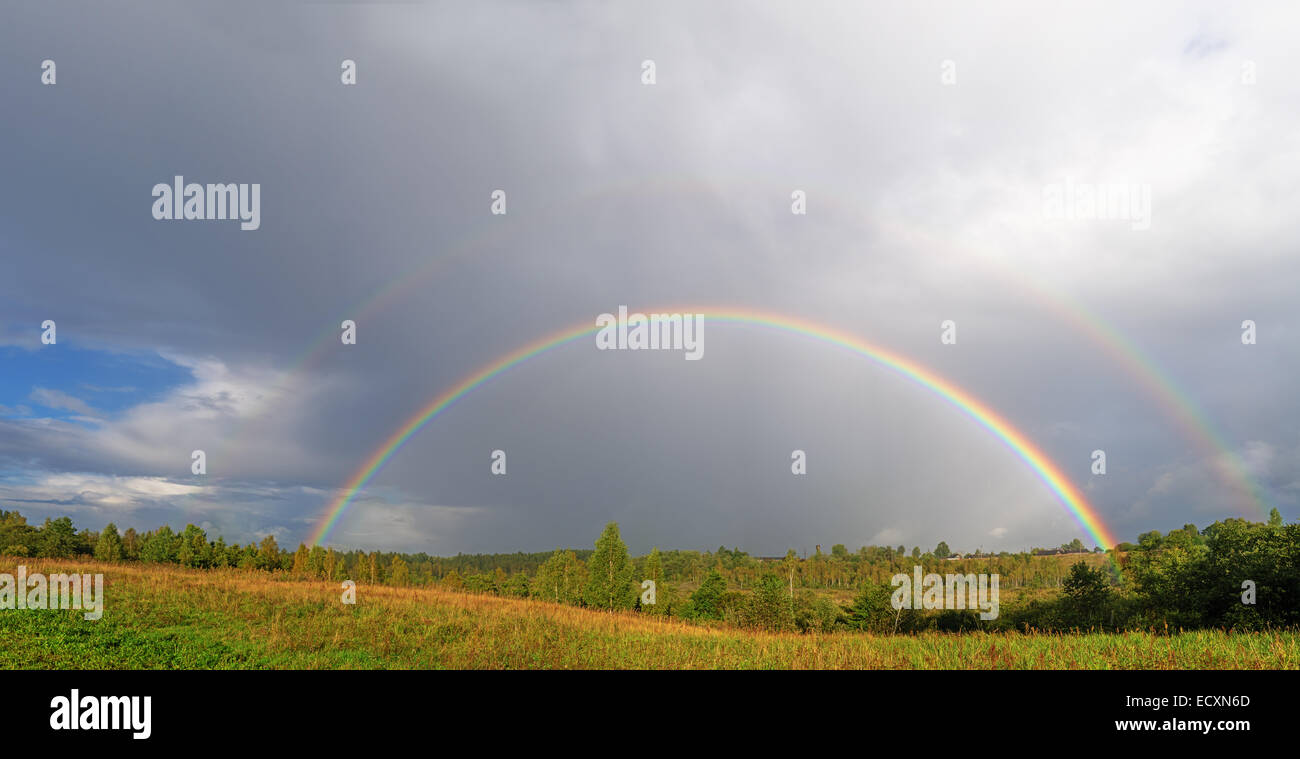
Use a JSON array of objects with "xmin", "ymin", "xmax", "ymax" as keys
[
  {"xmin": 742, "ymin": 574, "xmax": 794, "ymax": 632},
  {"xmin": 845, "ymin": 581, "xmax": 896, "ymax": 633},
  {"xmin": 686, "ymin": 569, "xmax": 728, "ymax": 620},
  {"xmin": 793, "ymin": 591, "xmax": 842, "ymax": 633}
]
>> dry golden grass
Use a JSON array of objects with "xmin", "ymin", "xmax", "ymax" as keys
[{"xmin": 2, "ymin": 557, "xmax": 1295, "ymax": 669}]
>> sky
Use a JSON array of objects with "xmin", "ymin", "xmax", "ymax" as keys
[{"xmin": 1, "ymin": 0, "xmax": 1297, "ymax": 556}]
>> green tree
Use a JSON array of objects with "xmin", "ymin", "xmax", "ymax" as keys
[
  {"xmin": 934, "ymin": 541, "xmax": 951, "ymax": 559},
  {"xmin": 39, "ymin": 516, "xmax": 80, "ymax": 558},
  {"xmin": 780, "ymin": 549, "xmax": 799, "ymax": 597},
  {"xmin": 257, "ymin": 534, "xmax": 281, "ymax": 570},
  {"xmin": 0, "ymin": 510, "xmax": 36, "ymax": 555},
  {"xmin": 584, "ymin": 522, "xmax": 636, "ymax": 611},
  {"xmin": 121, "ymin": 528, "xmax": 140, "ymax": 560},
  {"xmin": 331, "ymin": 549, "xmax": 348, "ymax": 581},
  {"xmin": 688, "ymin": 569, "xmax": 728, "ymax": 620},
  {"xmin": 644, "ymin": 547, "xmax": 663, "ymax": 586},
  {"xmin": 532, "ymin": 549, "xmax": 586, "ymax": 605},
  {"xmin": 1061, "ymin": 560, "xmax": 1110, "ymax": 628},
  {"xmin": 503, "ymin": 572, "xmax": 530, "ymax": 597},
  {"xmin": 211, "ymin": 536, "xmax": 229, "ymax": 568},
  {"xmin": 793, "ymin": 590, "xmax": 841, "ymax": 633},
  {"xmin": 93, "ymin": 523, "xmax": 124, "ymax": 562},
  {"xmin": 1200, "ymin": 518, "xmax": 1299, "ymax": 629},
  {"xmin": 1137, "ymin": 530, "xmax": 1163, "ymax": 551},
  {"xmin": 140, "ymin": 525, "xmax": 178, "ymax": 563},
  {"xmin": 307, "ymin": 546, "xmax": 327, "ymax": 578},
  {"xmin": 846, "ymin": 580, "xmax": 897, "ymax": 632},
  {"xmin": 178, "ymin": 524, "xmax": 208, "ymax": 567},
  {"xmin": 177, "ymin": 536, "xmax": 195, "ymax": 567},
  {"xmin": 642, "ymin": 547, "xmax": 668, "ymax": 613},
  {"xmin": 744, "ymin": 573, "xmax": 795, "ymax": 631},
  {"xmin": 389, "ymin": 555, "xmax": 410, "ymax": 585},
  {"xmin": 1128, "ymin": 527, "xmax": 1209, "ymax": 628}
]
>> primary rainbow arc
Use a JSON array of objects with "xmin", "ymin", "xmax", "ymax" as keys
[
  {"xmin": 240, "ymin": 175, "xmax": 1267, "ymax": 521},
  {"xmin": 310, "ymin": 307, "xmax": 1119, "ymax": 550}
]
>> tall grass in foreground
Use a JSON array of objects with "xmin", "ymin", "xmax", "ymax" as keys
[{"xmin": 1, "ymin": 558, "xmax": 1294, "ymax": 669}]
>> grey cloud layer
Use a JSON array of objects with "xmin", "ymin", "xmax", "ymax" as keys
[{"xmin": 1, "ymin": 0, "xmax": 1296, "ymax": 554}]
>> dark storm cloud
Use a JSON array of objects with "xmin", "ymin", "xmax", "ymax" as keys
[{"xmin": 1, "ymin": 0, "xmax": 1297, "ymax": 554}]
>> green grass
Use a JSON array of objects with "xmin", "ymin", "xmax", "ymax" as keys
[{"xmin": 2, "ymin": 558, "xmax": 1295, "ymax": 669}]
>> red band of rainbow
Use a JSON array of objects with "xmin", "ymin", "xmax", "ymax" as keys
[{"xmin": 310, "ymin": 307, "xmax": 1119, "ymax": 550}]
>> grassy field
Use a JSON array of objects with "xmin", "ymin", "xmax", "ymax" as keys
[{"xmin": 2, "ymin": 557, "xmax": 1295, "ymax": 669}]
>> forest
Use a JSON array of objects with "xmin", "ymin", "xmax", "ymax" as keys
[{"xmin": 1, "ymin": 508, "xmax": 1295, "ymax": 635}]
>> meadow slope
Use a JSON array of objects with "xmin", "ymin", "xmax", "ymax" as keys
[{"xmin": 1, "ymin": 558, "xmax": 1295, "ymax": 669}]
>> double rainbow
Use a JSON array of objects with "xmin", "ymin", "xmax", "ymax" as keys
[
  {"xmin": 309, "ymin": 307, "xmax": 1119, "ymax": 550},
  {"xmin": 249, "ymin": 176, "xmax": 1268, "ymax": 524}
]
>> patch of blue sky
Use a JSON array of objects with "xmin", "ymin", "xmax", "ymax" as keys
[{"xmin": 0, "ymin": 344, "xmax": 192, "ymax": 421}]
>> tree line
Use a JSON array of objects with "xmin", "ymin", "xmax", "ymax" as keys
[{"xmin": 2, "ymin": 508, "xmax": 1295, "ymax": 633}]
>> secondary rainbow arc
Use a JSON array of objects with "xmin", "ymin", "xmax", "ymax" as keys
[{"xmin": 231, "ymin": 176, "xmax": 1268, "ymax": 521}]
